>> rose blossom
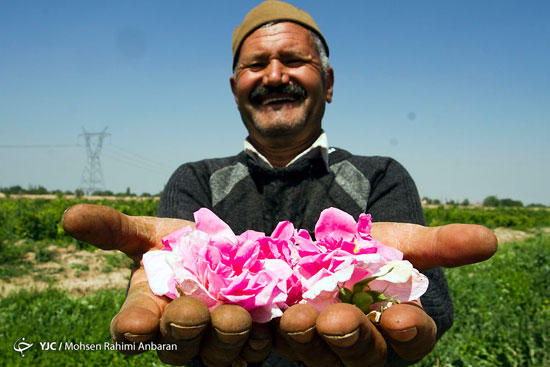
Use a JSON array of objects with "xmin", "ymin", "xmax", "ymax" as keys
[
  {"xmin": 143, "ymin": 208, "xmax": 294, "ymax": 323},
  {"xmin": 293, "ymin": 208, "xmax": 429, "ymax": 312},
  {"xmin": 143, "ymin": 207, "xmax": 429, "ymax": 322}
]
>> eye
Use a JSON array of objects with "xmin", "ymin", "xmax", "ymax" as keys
[
  {"xmin": 246, "ymin": 62, "xmax": 267, "ymax": 71},
  {"xmin": 284, "ymin": 59, "xmax": 306, "ymax": 67}
]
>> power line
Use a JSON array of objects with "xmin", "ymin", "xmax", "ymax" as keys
[
  {"xmin": 0, "ymin": 144, "xmax": 80, "ymax": 148},
  {"xmin": 109, "ymin": 143, "xmax": 173, "ymax": 171},
  {"xmin": 79, "ymin": 127, "xmax": 109, "ymax": 195},
  {"xmin": 102, "ymin": 149, "xmax": 169, "ymax": 177},
  {"xmin": 104, "ymin": 146, "xmax": 170, "ymax": 172}
]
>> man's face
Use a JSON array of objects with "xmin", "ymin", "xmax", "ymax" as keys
[{"xmin": 230, "ymin": 22, "xmax": 333, "ymax": 143}]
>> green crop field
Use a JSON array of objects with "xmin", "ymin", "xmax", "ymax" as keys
[
  {"xmin": 417, "ymin": 235, "xmax": 550, "ymax": 367},
  {"xmin": 1, "ymin": 198, "xmax": 549, "ymax": 366}
]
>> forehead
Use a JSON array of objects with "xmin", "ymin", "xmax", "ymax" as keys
[{"xmin": 238, "ymin": 22, "xmax": 316, "ymax": 59}]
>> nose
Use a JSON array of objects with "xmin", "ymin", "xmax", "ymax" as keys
[{"xmin": 262, "ymin": 59, "xmax": 290, "ymax": 86}]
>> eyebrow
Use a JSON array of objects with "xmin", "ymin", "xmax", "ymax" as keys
[{"xmin": 240, "ymin": 49, "xmax": 313, "ymax": 63}]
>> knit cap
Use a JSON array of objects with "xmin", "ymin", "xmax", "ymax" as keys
[{"xmin": 232, "ymin": 1, "xmax": 328, "ymax": 68}]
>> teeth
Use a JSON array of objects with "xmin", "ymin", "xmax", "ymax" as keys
[{"xmin": 262, "ymin": 97, "xmax": 295, "ymax": 105}]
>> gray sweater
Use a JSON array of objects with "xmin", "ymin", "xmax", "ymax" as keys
[{"xmin": 158, "ymin": 148, "xmax": 453, "ymax": 366}]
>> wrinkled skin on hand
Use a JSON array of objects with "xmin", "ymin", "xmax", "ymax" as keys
[{"xmin": 62, "ymin": 204, "xmax": 497, "ymax": 366}]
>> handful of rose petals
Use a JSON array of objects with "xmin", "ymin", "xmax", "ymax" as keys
[{"xmin": 143, "ymin": 207, "xmax": 428, "ymax": 323}]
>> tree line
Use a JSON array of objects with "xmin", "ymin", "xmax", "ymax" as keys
[
  {"xmin": 0, "ymin": 185, "xmax": 160, "ymax": 198},
  {"xmin": 422, "ymin": 195, "xmax": 547, "ymax": 208}
]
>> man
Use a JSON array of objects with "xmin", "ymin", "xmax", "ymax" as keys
[{"xmin": 63, "ymin": 2, "xmax": 497, "ymax": 366}]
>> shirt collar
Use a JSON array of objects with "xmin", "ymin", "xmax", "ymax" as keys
[{"xmin": 244, "ymin": 131, "xmax": 331, "ymax": 170}]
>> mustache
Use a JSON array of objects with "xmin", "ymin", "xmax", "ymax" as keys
[{"xmin": 249, "ymin": 83, "xmax": 307, "ymax": 104}]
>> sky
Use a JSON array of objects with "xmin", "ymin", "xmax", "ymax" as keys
[{"xmin": 0, "ymin": 0, "xmax": 549, "ymax": 205}]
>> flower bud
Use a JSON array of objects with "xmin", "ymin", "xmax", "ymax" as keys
[
  {"xmin": 351, "ymin": 292, "xmax": 374, "ymax": 313},
  {"xmin": 338, "ymin": 287, "xmax": 354, "ymax": 303}
]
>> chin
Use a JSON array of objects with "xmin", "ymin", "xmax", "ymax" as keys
[
  {"xmin": 250, "ymin": 109, "xmax": 308, "ymax": 135},
  {"xmin": 253, "ymin": 119, "xmax": 308, "ymax": 138}
]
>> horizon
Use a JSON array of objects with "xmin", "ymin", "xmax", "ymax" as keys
[{"xmin": 1, "ymin": 1, "xmax": 549, "ymax": 205}]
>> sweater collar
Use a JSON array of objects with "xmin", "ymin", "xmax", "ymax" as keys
[{"xmin": 244, "ymin": 131, "xmax": 330, "ymax": 170}]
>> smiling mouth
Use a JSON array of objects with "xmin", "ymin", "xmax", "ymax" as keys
[
  {"xmin": 249, "ymin": 84, "xmax": 307, "ymax": 107},
  {"xmin": 259, "ymin": 95, "xmax": 299, "ymax": 106}
]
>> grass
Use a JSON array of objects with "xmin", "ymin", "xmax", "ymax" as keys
[
  {"xmin": 1, "ymin": 236, "xmax": 549, "ymax": 366},
  {"xmin": 417, "ymin": 234, "xmax": 550, "ymax": 366},
  {"xmin": 0, "ymin": 239, "xmax": 59, "ymax": 280},
  {"xmin": 70, "ymin": 263, "xmax": 90, "ymax": 272},
  {"xmin": 102, "ymin": 253, "xmax": 133, "ymax": 273},
  {"xmin": 0, "ymin": 288, "xmax": 166, "ymax": 366}
]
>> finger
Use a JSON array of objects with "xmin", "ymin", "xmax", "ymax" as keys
[
  {"xmin": 199, "ymin": 304, "xmax": 252, "ymax": 367},
  {"xmin": 272, "ymin": 318, "xmax": 300, "ymax": 362},
  {"xmin": 380, "ymin": 302, "xmax": 437, "ymax": 361},
  {"xmin": 317, "ymin": 303, "xmax": 386, "ymax": 367},
  {"xmin": 371, "ymin": 222, "xmax": 498, "ymax": 270},
  {"xmin": 279, "ymin": 304, "xmax": 340, "ymax": 367},
  {"xmin": 62, "ymin": 204, "xmax": 192, "ymax": 262},
  {"xmin": 157, "ymin": 296, "xmax": 211, "ymax": 365},
  {"xmin": 110, "ymin": 268, "xmax": 169, "ymax": 355},
  {"xmin": 239, "ymin": 322, "xmax": 273, "ymax": 363}
]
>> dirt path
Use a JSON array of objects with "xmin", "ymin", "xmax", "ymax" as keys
[
  {"xmin": 493, "ymin": 226, "xmax": 550, "ymax": 244},
  {"xmin": 0, "ymin": 245, "xmax": 132, "ymax": 297}
]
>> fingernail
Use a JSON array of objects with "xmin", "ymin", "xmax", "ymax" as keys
[
  {"xmin": 123, "ymin": 332, "xmax": 154, "ymax": 343},
  {"xmin": 214, "ymin": 327, "xmax": 250, "ymax": 344},
  {"xmin": 247, "ymin": 338, "xmax": 271, "ymax": 351},
  {"xmin": 386, "ymin": 327, "xmax": 417, "ymax": 342},
  {"xmin": 170, "ymin": 322, "xmax": 207, "ymax": 340},
  {"xmin": 231, "ymin": 356, "xmax": 247, "ymax": 367},
  {"xmin": 286, "ymin": 325, "xmax": 316, "ymax": 344},
  {"xmin": 321, "ymin": 328, "xmax": 360, "ymax": 348}
]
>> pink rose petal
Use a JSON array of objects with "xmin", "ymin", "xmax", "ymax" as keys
[
  {"xmin": 315, "ymin": 207, "xmax": 357, "ymax": 242},
  {"xmin": 194, "ymin": 208, "xmax": 236, "ymax": 243}
]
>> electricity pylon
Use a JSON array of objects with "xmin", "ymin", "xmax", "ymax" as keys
[{"xmin": 79, "ymin": 127, "xmax": 110, "ymax": 195}]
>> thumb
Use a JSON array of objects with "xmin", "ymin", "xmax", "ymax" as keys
[
  {"xmin": 62, "ymin": 204, "xmax": 193, "ymax": 262},
  {"xmin": 371, "ymin": 222, "xmax": 498, "ymax": 270}
]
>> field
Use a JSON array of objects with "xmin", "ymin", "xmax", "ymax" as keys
[{"xmin": 1, "ymin": 198, "xmax": 549, "ymax": 366}]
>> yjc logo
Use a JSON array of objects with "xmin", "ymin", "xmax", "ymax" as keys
[
  {"xmin": 13, "ymin": 337, "xmax": 33, "ymax": 357},
  {"xmin": 40, "ymin": 342, "xmax": 58, "ymax": 350}
]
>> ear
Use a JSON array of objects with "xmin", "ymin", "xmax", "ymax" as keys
[
  {"xmin": 230, "ymin": 75, "xmax": 239, "ymax": 104},
  {"xmin": 325, "ymin": 67, "xmax": 334, "ymax": 103}
]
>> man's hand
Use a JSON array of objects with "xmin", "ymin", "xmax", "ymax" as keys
[
  {"xmin": 63, "ymin": 204, "xmax": 272, "ymax": 365},
  {"xmin": 274, "ymin": 222, "xmax": 497, "ymax": 367},
  {"xmin": 62, "ymin": 204, "xmax": 497, "ymax": 366},
  {"xmin": 276, "ymin": 301, "xmax": 435, "ymax": 367}
]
